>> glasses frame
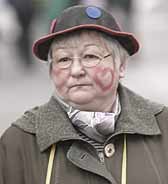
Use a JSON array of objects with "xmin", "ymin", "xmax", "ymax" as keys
[{"xmin": 49, "ymin": 53, "xmax": 112, "ymax": 69}]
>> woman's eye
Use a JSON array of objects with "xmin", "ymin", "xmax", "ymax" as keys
[
  {"xmin": 83, "ymin": 54, "xmax": 99, "ymax": 59},
  {"xmin": 58, "ymin": 57, "xmax": 71, "ymax": 63}
]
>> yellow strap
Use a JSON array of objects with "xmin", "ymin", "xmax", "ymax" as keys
[
  {"xmin": 45, "ymin": 144, "xmax": 56, "ymax": 184},
  {"xmin": 121, "ymin": 134, "xmax": 127, "ymax": 184}
]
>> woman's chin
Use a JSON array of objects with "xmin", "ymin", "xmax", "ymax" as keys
[{"xmin": 68, "ymin": 92, "xmax": 94, "ymax": 105}]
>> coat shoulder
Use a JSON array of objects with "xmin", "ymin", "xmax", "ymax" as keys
[
  {"xmin": 0, "ymin": 125, "xmax": 35, "ymax": 151},
  {"xmin": 12, "ymin": 100, "xmax": 50, "ymax": 134}
]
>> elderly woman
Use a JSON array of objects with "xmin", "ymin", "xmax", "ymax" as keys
[{"xmin": 1, "ymin": 5, "xmax": 168, "ymax": 184}]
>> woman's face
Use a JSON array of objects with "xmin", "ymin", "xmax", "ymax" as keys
[{"xmin": 50, "ymin": 31, "xmax": 126, "ymax": 111}]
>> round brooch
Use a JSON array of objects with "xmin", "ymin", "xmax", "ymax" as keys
[{"xmin": 86, "ymin": 6, "xmax": 102, "ymax": 19}]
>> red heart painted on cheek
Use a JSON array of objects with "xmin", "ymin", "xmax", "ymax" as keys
[{"xmin": 94, "ymin": 67, "xmax": 114, "ymax": 91}]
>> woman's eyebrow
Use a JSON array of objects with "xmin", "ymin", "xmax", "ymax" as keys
[
  {"xmin": 84, "ymin": 43, "xmax": 100, "ymax": 48},
  {"xmin": 52, "ymin": 46, "xmax": 68, "ymax": 51}
]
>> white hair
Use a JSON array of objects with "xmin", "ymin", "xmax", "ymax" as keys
[{"xmin": 101, "ymin": 34, "xmax": 129, "ymax": 64}]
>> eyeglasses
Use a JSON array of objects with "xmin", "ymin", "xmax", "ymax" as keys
[{"xmin": 49, "ymin": 53, "xmax": 112, "ymax": 69}]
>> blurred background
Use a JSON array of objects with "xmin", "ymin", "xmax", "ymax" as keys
[{"xmin": 0, "ymin": 0, "xmax": 168, "ymax": 135}]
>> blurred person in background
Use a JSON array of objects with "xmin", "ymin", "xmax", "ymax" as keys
[
  {"xmin": 0, "ymin": 0, "xmax": 21, "ymax": 76},
  {"xmin": 6, "ymin": 0, "xmax": 35, "ymax": 68},
  {"xmin": 0, "ymin": 0, "xmax": 21, "ymax": 43},
  {"xmin": 1, "ymin": 5, "xmax": 168, "ymax": 184}
]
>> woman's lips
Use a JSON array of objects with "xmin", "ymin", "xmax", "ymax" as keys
[
  {"xmin": 72, "ymin": 84, "xmax": 90, "ymax": 87},
  {"xmin": 69, "ymin": 83, "xmax": 92, "ymax": 90}
]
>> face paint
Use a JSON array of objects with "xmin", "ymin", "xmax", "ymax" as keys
[{"xmin": 93, "ymin": 67, "xmax": 115, "ymax": 91}]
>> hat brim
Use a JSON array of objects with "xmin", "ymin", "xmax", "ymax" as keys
[{"xmin": 33, "ymin": 24, "xmax": 140, "ymax": 61}]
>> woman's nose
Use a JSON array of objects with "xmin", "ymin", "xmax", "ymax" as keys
[{"xmin": 70, "ymin": 58, "xmax": 85, "ymax": 77}]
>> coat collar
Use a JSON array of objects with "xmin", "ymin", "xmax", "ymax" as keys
[
  {"xmin": 112, "ymin": 84, "xmax": 163, "ymax": 137},
  {"xmin": 13, "ymin": 84, "xmax": 164, "ymax": 152}
]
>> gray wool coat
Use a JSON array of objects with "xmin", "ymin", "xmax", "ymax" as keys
[{"xmin": 1, "ymin": 85, "xmax": 168, "ymax": 184}]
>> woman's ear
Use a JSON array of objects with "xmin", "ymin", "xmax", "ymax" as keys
[{"xmin": 119, "ymin": 60, "xmax": 127, "ymax": 78}]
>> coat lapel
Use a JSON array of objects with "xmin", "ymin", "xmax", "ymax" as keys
[{"xmin": 67, "ymin": 141, "xmax": 117, "ymax": 184}]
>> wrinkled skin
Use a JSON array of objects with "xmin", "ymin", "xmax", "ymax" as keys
[{"xmin": 50, "ymin": 30, "xmax": 126, "ymax": 112}]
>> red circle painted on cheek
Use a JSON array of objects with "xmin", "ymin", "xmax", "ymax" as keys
[{"xmin": 93, "ymin": 67, "xmax": 115, "ymax": 91}]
